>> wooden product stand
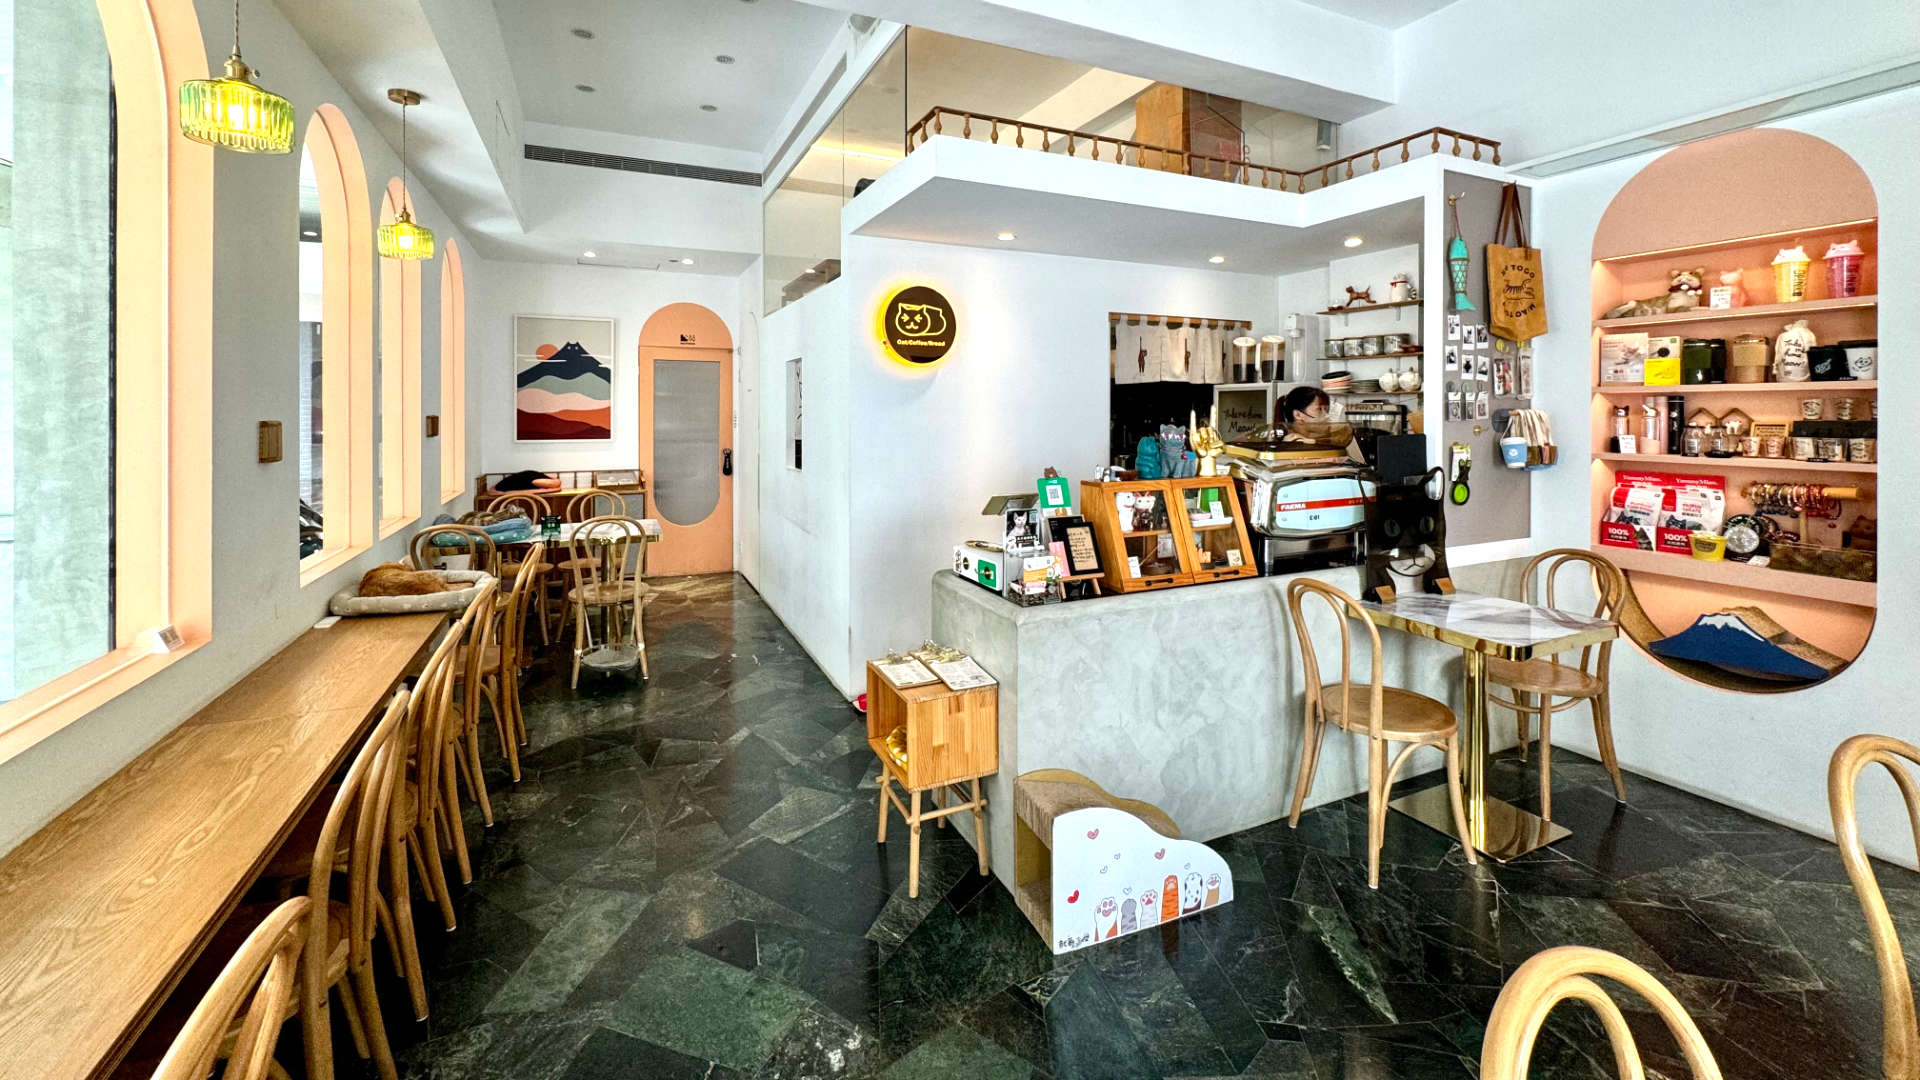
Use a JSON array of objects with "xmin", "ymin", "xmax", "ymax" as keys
[
  {"xmin": 865, "ymin": 662, "xmax": 998, "ymax": 897},
  {"xmin": 1082, "ymin": 477, "xmax": 1257, "ymax": 593}
]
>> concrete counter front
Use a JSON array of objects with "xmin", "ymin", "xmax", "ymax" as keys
[{"xmin": 929, "ymin": 563, "xmax": 1520, "ymax": 885}]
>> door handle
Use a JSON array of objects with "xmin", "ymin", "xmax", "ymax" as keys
[{"xmin": 722, "ymin": 448, "xmax": 733, "ymax": 476}]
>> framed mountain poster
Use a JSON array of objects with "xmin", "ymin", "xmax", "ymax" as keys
[{"xmin": 515, "ymin": 315, "xmax": 614, "ymax": 441}]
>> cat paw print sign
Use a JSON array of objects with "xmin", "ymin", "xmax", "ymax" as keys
[
  {"xmin": 880, "ymin": 285, "xmax": 956, "ymax": 367},
  {"xmin": 1050, "ymin": 806, "xmax": 1233, "ymax": 954}
]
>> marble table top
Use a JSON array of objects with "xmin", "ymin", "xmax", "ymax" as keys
[{"xmin": 1358, "ymin": 590, "xmax": 1617, "ymax": 659}]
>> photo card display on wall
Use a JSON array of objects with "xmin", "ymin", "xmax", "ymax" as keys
[{"xmin": 515, "ymin": 315, "xmax": 615, "ymax": 442}]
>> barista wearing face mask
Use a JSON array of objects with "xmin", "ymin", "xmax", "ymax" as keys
[{"xmin": 1273, "ymin": 385, "xmax": 1359, "ymax": 456}]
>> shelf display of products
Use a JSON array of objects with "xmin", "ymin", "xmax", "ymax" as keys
[{"xmin": 1080, "ymin": 478, "xmax": 1255, "ymax": 594}]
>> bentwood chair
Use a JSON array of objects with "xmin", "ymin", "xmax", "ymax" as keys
[
  {"xmin": 1829, "ymin": 734, "xmax": 1920, "ymax": 1080},
  {"xmin": 1486, "ymin": 548, "xmax": 1629, "ymax": 818},
  {"xmin": 552, "ymin": 489, "xmax": 629, "ymax": 641},
  {"xmin": 455, "ymin": 547, "xmax": 541, "ymax": 784},
  {"xmin": 1482, "ymin": 946, "xmax": 1722, "ymax": 1078},
  {"xmin": 409, "ymin": 523, "xmax": 500, "ymax": 578},
  {"xmin": 563, "ymin": 515, "xmax": 652, "ymax": 689},
  {"xmin": 147, "ymin": 897, "xmax": 310, "ymax": 1080},
  {"xmin": 1285, "ymin": 578, "xmax": 1475, "ymax": 888},
  {"xmin": 494, "ymin": 493, "xmax": 553, "ymax": 643},
  {"xmin": 400, "ymin": 617, "xmax": 467, "ymax": 935},
  {"xmin": 439, "ymin": 579, "xmax": 501, "ymax": 860}
]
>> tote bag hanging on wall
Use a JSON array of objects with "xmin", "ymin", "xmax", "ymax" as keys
[{"xmin": 1486, "ymin": 183, "xmax": 1546, "ymax": 342}]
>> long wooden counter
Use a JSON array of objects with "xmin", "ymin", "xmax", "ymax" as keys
[{"xmin": 0, "ymin": 613, "xmax": 446, "ymax": 1080}]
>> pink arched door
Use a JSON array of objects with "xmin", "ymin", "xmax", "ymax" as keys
[{"xmin": 637, "ymin": 303, "xmax": 733, "ymax": 576}]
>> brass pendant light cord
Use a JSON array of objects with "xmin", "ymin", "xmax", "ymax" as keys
[{"xmin": 401, "ymin": 101, "xmax": 412, "ymax": 216}]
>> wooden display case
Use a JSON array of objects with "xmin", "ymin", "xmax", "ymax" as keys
[
  {"xmin": 1080, "ymin": 479, "xmax": 1191, "ymax": 593},
  {"xmin": 1166, "ymin": 476, "xmax": 1258, "ymax": 583}
]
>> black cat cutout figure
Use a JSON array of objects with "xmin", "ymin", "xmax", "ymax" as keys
[{"xmin": 1362, "ymin": 467, "xmax": 1455, "ymax": 602}]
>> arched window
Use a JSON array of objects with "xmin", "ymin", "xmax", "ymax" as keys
[
  {"xmin": 377, "ymin": 177, "xmax": 422, "ymax": 534},
  {"xmin": 439, "ymin": 240, "xmax": 466, "ymax": 503},
  {"xmin": 298, "ymin": 106, "xmax": 374, "ymax": 583},
  {"xmin": 0, "ymin": 0, "xmax": 213, "ymax": 760}
]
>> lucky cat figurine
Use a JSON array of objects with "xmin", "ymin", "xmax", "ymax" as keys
[{"xmin": 1603, "ymin": 267, "xmax": 1706, "ymax": 319}]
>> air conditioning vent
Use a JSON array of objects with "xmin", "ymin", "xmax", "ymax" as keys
[{"xmin": 524, "ymin": 144, "xmax": 761, "ymax": 187}]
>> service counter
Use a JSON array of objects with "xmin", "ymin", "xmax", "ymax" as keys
[{"xmin": 929, "ymin": 561, "xmax": 1522, "ymax": 884}]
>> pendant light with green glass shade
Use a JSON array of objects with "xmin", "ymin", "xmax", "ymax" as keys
[
  {"xmin": 179, "ymin": 0, "xmax": 295, "ymax": 153},
  {"xmin": 377, "ymin": 89, "xmax": 436, "ymax": 261}
]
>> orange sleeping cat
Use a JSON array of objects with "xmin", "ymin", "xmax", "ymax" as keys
[{"xmin": 357, "ymin": 562, "xmax": 456, "ymax": 597}]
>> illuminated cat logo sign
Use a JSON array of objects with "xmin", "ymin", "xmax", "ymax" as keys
[{"xmin": 881, "ymin": 285, "xmax": 957, "ymax": 366}]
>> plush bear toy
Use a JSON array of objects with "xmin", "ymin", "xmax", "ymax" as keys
[{"xmin": 1604, "ymin": 267, "xmax": 1707, "ymax": 319}]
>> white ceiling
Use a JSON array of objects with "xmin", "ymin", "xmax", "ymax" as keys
[
  {"xmin": 492, "ymin": 0, "xmax": 848, "ymax": 150},
  {"xmin": 1290, "ymin": 0, "xmax": 1465, "ymax": 29}
]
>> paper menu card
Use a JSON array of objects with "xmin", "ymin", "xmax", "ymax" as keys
[
  {"xmin": 874, "ymin": 658, "xmax": 939, "ymax": 688},
  {"xmin": 928, "ymin": 657, "xmax": 997, "ymax": 691}
]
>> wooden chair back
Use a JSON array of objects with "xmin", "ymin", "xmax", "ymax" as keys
[
  {"xmin": 566, "ymin": 488, "xmax": 626, "ymax": 521},
  {"xmin": 566, "ymin": 515, "xmax": 648, "ymax": 598},
  {"xmin": 1285, "ymin": 578, "xmax": 1385, "ymax": 739},
  {"xmin": 1829, "ymin": 734, "xmax": 1920, "ymax": 1080},
  {"xmin": 491, "ymin": 492, "xmax": 550, "ymax": 524},
  {"xmin": 1482, "ymin": 946, "xmax": 1721, "ymax": 1079},
  {"xmin": 148, "ymin": 897, "xmax": 310, "ymax": 1080},
  {"xmin": 298, "ymin": 687, "xmax": 410, "ymax": 1080},
  {"xmin": 454, "ymin": 578, "xmax": 501, "ymax": 730},
  {"xmin": 501, "ymin": 541, "xmax": 544, "ymax": 668},
  {"xmin": 1519, "ymin": 548, "xmax": 1624, "ymax": 676},
  {"xmin": 409, "ymin": 523, "xmax": 499, "ymax": 577},
  {"xmin": 406, "ymin": 602, "xmax": 474, "ymax": 868}
]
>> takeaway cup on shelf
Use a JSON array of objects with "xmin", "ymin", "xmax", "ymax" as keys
[
  {"xmin": 1824, "ymin": 239, "xmax": 1864, "ymax": 298},
  {"xmin": 1773, "ymin": 245, "xmax": 1812, "ymax": 303}
]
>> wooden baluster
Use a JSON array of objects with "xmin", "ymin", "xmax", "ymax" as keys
[
  {"xmin": 1066, "ymin": 133, "xmax": 1075, "ymax": 156},
  {"xmin": 1400, "ymin": 140, "xmax": 1410, "ymax": 163},
  {"xmin": 962, "ymin": 114, "xmax": 971, "ymax": 139},
  {"xmin": 1041, "ymin": 129, "xmax": 1051, "ymax": 152},
  {"xmin": 1451, "ymin": 134, "xmax": 1461, "ymax": 156},
  {"xmin": 1430, "ymin": 131, "xmax": 1441, "ymax": 153},
  {"xmin": 990, "ymin": 119, "xmax": 999, "ymax": 144},
  {"xmin": 1091, "ymin": 138, "xmax": 1100, "ymax": 161},
  {"xmin": 1015, "ymin": 124, "xmax": 1024, "ymax": 148},
  {"xmin": 1370, "ymin": 150, "xmax": 1380, "ymax": 172},
  {"xmin": 1492, "ymin": 143, "xmax": 1502, "ymax": 165},
  {"xmin": 933, "ymin": 111, "xmax": 943, "ymax": 135},
  {"xmin": 1259, "ymin": 166, "xmax": 1270, "ymax": 189},
  {"xmin": 1320, "ymin": 165, "xmax": 1331, "ymax": 188},
  {"xmin": 1345, "ymin": 159, "xmax": 1355, "ymax": 179}
]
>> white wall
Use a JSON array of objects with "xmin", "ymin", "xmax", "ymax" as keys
[
  {"xmin": 0, "ymin": 0, "xmax": 482, "ymax": 853},
  {"xmin": 1348, "ymin": 0, "xmax": 1920, "ymax": 164},
  {"xmin": 1530, "ymin": 87, "xmax": 1920, "ymax": 865},
  {"xmin": 839, "ymin": 238, "xmax": 1282, "ymax": 690},
  {"xmin": 468, "ymin": 262, "xmax": 739, "ymax": 476},
  {"xmin": 751, "ymin": 281, "xmax": 853, "ymax": 692}
]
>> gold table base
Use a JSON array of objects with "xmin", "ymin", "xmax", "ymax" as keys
[{"xmin": 1389, "ymin": 784, "xmax": 1569, "ymax": 862}]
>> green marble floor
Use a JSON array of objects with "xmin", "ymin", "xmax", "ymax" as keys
[{"xmin": 365, "ymin": 574, "xmax": 1920, "ymax": 1080}]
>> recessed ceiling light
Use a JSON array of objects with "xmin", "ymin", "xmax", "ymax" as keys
[
  {"xmin": 715, "ymin": 54, "xmax": 735, "ymax": 64},
  {"xmin": 1208, "ymin": 254, "xmax": 1226, "ymax": 264},
  {"xmin": 574, "ymin": 83, "xmax": 596, "ymax": 93},
  {"xmin": 1343, "ymin": 234, "xmax": 1364, "ymax": 248},
  {"xmin": 570, "ymin": 27, "xmax": 594, "ymax": 39},
  {"xmin": 996, "ymin": 231, "xmax": 1016, "ymax": 241},
  {"xmin": 680, "ymin": 257, "xmax": 695, "ymax": 265},
  {"xmin": 582, "ymin": 250, "xmax": 596, "ymax": 258},
  {"xmin": 302, "ymin": 230, "xmax": 317, "ymax": 238},
  {"xmin": 699, "ymin": 104, "xmax": 718, "ymax": 112}
]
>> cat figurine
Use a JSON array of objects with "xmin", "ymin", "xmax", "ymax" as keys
[
  {"xmin": 1603, "ymin": 267, "xmax": 1706, "ymax": 319},
  {"xmin": 1718, "ymin": 268, "xmax": 1747, "ymax": 307},
  {"xmin": 357, "ymin": 562, "xmax": 456, "ymax": 597}
]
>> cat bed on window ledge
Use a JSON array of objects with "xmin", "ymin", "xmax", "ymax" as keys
[
  {"xmin": 330, "ymin": 569, "xmax": 495, "ymax": 616},
  {"xmin": 1647, "ymin": 606, "xmax": 1846, "ymax": 684}
]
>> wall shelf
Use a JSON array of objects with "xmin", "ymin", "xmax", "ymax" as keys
[
  {"xmin": 1318, "ymin": 299, "xmax": 1421, "ymax": 316},
  {"xmin": 1595, "ymin": 544, "xmax": 1875, "ymax": 609},
  {"xmin": 1594, "ymin": 452, "xmax": 1874, "ymax": 475},
  {"xmin": 1595, "ymin": 381, "xmax": 1876, "ymax": 396},
  {"xmin": 1595, "ymin": 218, "xmax": 1878, "ymax": 264},
  {"xmin": 1593, "ymin": 295, "xmax": 1876, "ymax": 331}
]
